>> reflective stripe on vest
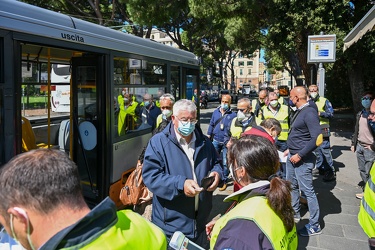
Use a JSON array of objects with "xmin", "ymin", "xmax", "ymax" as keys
[
  {"xmin": 62, "ymin": 210, "xmax": 167, "ymax": 249},
  {"xmin": 230, "ymin": 118, "xmax": 252, "ymax": 139},
  {"xmin": 210, "ymin": 196, "xmax": 298, "ymax": 249},
  {"xmin": 358, "ymin": 162, "xmax": 375, "ymax": 238},
  {"xmin": 262, "ymin": 105, "xmax": 289, "ymax": 141},
  {"xmin": 315, "ymin": 97, "xmax": 329, "ymax": 125}
]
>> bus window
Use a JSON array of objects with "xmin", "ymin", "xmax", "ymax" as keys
[
  {"xmin": 171, "ymin": 65, "xmax": 180, "ymax": 100},
  {"xmin": 50, "ymin": 64, "xmax": 71, "ymax": 113},
  {"xmin": 143, "ymin": 61, "xmax": 166, "ymax": 85},
  {"xmin": 114, "ymin": 86, "xmax": 166, "ymax": 138}
]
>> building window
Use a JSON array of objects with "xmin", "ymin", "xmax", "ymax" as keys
[
  {"xmin": 238, "ymin": 61, "xmax": 244, "ymax": 66},
  {"xmin": 240, "ymin": 69, "xmax": 243, "ymax": 75},
  {"xmin": 247, "ymin": 61, "xmax": 253, "ymax": 66},
  {"xmin": 248, "ymin": 69, "xmax": 251, "ymax": 75}
]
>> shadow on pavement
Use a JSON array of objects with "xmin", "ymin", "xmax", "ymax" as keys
[{"xmin": 297, "ymin": 176, "xmax": 341, "ymax": 249}]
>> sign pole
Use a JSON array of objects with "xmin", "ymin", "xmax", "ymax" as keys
[{"xmin": 318, "ymin": 63, "xmax": 325, "ymax": 97}]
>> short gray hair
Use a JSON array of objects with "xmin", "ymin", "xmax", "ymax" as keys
[
  {"xmin": 143, "ymin": 93, "xmax": 152, "ymax": 100},
  {"xmin": 159, "ymin": 93, "xmax": 175, "ymax": 104},
  {"xmin": 173, "ymin": 99, "xmax": 196, "ymax": 116},
  {"xmin": 237, "ymin": 97, "xmax": 251, "ymax": 107}
]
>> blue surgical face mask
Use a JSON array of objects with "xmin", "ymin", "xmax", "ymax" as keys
[
  {"xmin": 362, "ymin": 99, "xmax": 372, "ymax": 109},
  {"xmin": 221, "ymin": 103, "xmax": 229, "ymax": 110},
  {"xmin": 144, "ymin": 101, "xmax": 150, "ymax": 107},
  {"xmin": 178, "ymin": 121, "xmax": 195, "ymax": 136},
  {"xmin": 289, "ymin": 99, "xmax": 295, "ymax": 107}
]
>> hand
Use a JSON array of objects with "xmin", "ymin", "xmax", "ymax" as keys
[
  {"xmin": 365, "ymin": 145, "xmax": 373, "ymax": 151},
  {"xmin": 206, "ymin": 172, "xmax": 220, "ymax": 192},
  {"xmin": 350, "ymin": 146, "xmax": 355, "ymax": 152},
  {"xmin": 283, "ymin": 149, "xmax": 289, "ymax": 157},
  {"xmin": 206, "ymin": 214, "xmax": 221, "ymax": 240},
  {"xmin": 183, "ymin": 179, "xmax": 203, "ymax": 197},
  {"xmin": 290, "ymin": 153, "xmax": 301, "ymax": 164}
]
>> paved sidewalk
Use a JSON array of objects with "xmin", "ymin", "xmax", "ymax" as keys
[{"xmin": 201, "ymin": 106, "xmax": 369, "ymax": 250}]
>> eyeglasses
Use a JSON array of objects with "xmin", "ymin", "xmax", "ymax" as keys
[
  {"xmin": 362, "ymin": 96, "xmax": 373, "ymax": 101},
  {"xmin": 229, "ymin": 164, "xmax": 242, "ymax": 171},
  {"xmin": 175, "ymin": 116, "xmax": 198, "ymax": 126},
  {"xmin": 237, "ymin": 108, "xmax": 246, "ymax": 112}
]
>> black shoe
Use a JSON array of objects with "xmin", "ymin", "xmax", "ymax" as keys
[
  {"xmin": 323, "ymin": 171, "xmax": 336, "ymax": 182},
  {"xmin": 312, "ymin": 168, "xmax": 325, "ymax": 176},
  {"xmin": 319, "ymin": 168, "xmax": 326, "ymax": 175}
]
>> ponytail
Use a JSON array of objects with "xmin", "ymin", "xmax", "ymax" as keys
[{"xmin": 267, "ymin": 177, "xmax": 294, "ymax": 232}]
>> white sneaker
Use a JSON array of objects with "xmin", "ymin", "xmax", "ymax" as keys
[{"xmin": 356, "ymin": 193, "xmax": 364, "ymax": 199}]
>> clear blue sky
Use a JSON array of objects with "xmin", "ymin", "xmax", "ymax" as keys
[{"xmin": 260, "ymin": 49, "xmax": 265, "ymax": 63}]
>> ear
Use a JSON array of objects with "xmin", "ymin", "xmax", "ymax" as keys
[
  {"xmin": 7, "ymin": 207, "xmax": 28, "ymax": 233},
  {"xmin": 237, "ymin": 166, "xmax": 246, "ymax": 177}
]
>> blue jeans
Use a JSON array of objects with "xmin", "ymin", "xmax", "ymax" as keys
[
  {"xmin": 314, "ymin": 138, "xmax": 334, "ymax": 173},
  {"xmin": 212, "ymin": 139, "xmax": 229, "ymax": 183},
  {"xmin": 356, "ymin": 143, "xmax": 375, "ymax": 185},
  {"xmin": 286, "ymin": 152, "xmax": 320, "ymax": 228}
]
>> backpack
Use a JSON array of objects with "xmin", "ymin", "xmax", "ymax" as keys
[{"xmin": 119, "ymin": 160, "xmax": 151, "ymax": 207}]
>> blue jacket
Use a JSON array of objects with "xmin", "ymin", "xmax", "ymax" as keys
[
  {"xmin": 141, "ymin": 103, "xmax": 161, "ymax": 129},
  {"xmin": 207, "ymin": 107, "xmax": 236, "ymax": 143},
  {"xmin": 142, "ymin": 122, "xmax": 223, "ymax": 240}
]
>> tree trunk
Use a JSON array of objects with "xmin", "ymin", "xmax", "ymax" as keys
[{"xmin": 348, "ymin": 62, "xmax": 365, "ymax": 113}]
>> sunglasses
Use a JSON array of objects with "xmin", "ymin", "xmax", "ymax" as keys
[{"xmin": 237, "ymin": 108, "xmax": 246, "ymax": 112}]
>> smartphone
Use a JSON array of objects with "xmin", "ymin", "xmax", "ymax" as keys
[
  {"xmin": 169, "ymin": 231, "xmax": 205, "ymax": 250},
  {"xmin": 201, "ymin": 176, "xmax": 215, "ymax": 190}
]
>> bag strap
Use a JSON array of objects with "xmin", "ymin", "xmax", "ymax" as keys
[{"xmin": 211, "ymin": 113, "xmax": 228, "ymax": 137}]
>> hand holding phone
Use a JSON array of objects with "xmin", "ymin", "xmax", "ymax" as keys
[{"xmin": 201, "ymin": 176, "xmax": 215, "ymax": 190}]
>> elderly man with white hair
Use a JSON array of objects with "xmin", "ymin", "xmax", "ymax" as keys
[{"xmin": 142, "ymin": 99, "xmax": 223, "ymax": 248}]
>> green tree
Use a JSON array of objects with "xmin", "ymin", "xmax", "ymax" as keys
[{"xmin": 21, "ymin": 0, "xmax": 127, "ymax": 27}]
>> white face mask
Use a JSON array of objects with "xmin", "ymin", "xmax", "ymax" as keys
[
  {"xmin": 237, "ymin": 110, "xmax": 246, "ymax": 121},
  {"xmin": 162, "ymin": 109, "xmax": 172, "ymax": 119},
  {"xmin": 310, "ymin": 92, "xmax": 318, "ymax": 99},
  {"xmin": 270, "ymin": 100, "xmax": 278, "ymax": 108}
]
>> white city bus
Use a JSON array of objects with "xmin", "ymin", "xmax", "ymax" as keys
[
  {"xmin": 50, "ymin": 64, "xmax": 71, "ymax": 113},
  {"xmin": 0, "ymin": 0, "xmax": 199, "ymax": 206}
]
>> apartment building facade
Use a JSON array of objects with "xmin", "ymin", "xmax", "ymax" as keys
[{"xmin": 224, "ymin": 51, "xmax": 260, "ymax": 92}]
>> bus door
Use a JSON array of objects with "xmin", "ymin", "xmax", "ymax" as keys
[{"xmin": 71, "ymin": 56, "xmax": 106, "ymax": 205}]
